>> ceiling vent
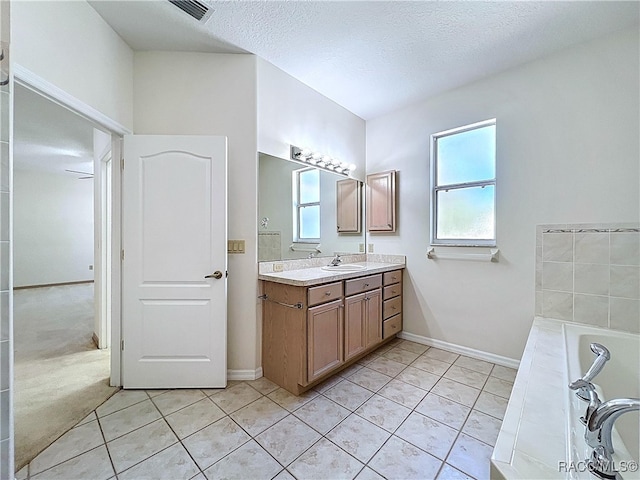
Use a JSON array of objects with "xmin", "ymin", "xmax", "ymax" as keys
[{"xmin": 168, "ymin": 0, "xmax": 213, "ymax": 22}]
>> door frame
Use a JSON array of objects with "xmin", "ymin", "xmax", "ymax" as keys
[{"xmin": 13, "ymin": 64, "xmax": 131, "ymax": 386}]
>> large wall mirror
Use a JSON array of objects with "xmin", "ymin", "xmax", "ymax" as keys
[{"xmin": 259, "ymin": 152, "xmax": 364, "ymax": 261}]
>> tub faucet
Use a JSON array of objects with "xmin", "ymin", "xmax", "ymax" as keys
[
  {"xmin": 584, "ymin": 396, "xmax": 640, "ymax": 479},
  {"xmin": 569, "ymin": 342, "xmax": 611, "ymax": 401},
  {"xmin": 329, "ymin": 254, "xmax": 342, "ymax": 266}
]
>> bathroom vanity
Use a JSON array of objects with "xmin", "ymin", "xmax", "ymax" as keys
[{"xmin": 259, "ymin": 257, "xmax": 404, "ymax": 395}]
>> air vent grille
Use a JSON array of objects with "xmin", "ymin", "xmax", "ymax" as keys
[{"xmin": 169, "ymin": 0, "xmax": 210, "ymax": 21}]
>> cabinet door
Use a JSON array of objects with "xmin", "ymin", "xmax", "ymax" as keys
[
  {"xmin": 365, "ymin": 289, "xmax": 382, "ymax": 348},
  {"xmin": 366, "ymin": 170, "xmax": 396, "ymax": 232},
  {"xmin": 344, "ymin": 292, "xmax": 367, "ymax": 361},
  {"xmin": 307, "ymin": 299, "xmax": 344, "ymax": 383},
  {"xmin": 336, "ymin": 179, "xmax": 362, "ymax": 233}
]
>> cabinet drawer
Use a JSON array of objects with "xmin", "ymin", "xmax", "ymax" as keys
[
  {"xmin": 308, "ymin": 282, "xmax": 343, "ymax": 307},
  {"xmin": 383, "ymin": 270, "xmax": 402, "ymax": 286},
  {"xmin": 383, "ymin": 283, "xmax": 402, "ymax": 300},
  {"xmin": 383, "ymin": 313, "xmax": 402, "ymax": 339},
  {"xmin": 345, "ymin": 274, "xmax": 382, "ymax": 296},
  {"xmin": 383, "ymin": 296, "xmax": 402, "ymax": 320}
]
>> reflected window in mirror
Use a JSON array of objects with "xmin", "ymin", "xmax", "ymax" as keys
[{"xmin": 295, "ymin": 168, "xmax": 320, "ymax": 241}]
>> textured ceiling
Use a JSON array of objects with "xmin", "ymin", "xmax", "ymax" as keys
[{"xmin": 90, "ymin": 0, "xmax": 640, "ymax": 119}]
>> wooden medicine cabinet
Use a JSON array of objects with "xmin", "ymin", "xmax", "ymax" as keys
[
  {"xmin": 336, "ymin": 178, "xmax": 362, "ymax": 233},
  {"xmin": 366, "ymin": 170, "xmax": 396, "ymax": 232}
]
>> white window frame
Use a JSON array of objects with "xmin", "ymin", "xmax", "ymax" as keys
[
  {"xmin": 293, "ymin": 167, "xmax": 320, "ymax": 243},
  {"xmin": 430, "ymin": 118, "xmax": 497, "ymax": 247}
]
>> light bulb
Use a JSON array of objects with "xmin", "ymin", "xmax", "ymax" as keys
[{"xmin": 348, "ymin": 164, "xmax": 357, "ymax": 171}]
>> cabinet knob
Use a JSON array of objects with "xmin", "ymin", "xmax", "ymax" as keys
[
  {"xmin": 325, "ymin": 291, "xmax": 331, "ymax": 296},
  {"xmin": 364, "ymin": 283, "xmax": 369, "ymax": 287}
]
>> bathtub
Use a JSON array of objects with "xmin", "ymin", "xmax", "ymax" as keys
[
  {"xmin": 491, "ymin": 317, "xmax": 640, "ymax": 480},
  {"xmin": 564, "ymin": 323, "xmax": 640, "ymax": 479}
]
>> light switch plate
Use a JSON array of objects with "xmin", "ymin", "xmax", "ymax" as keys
[
  {"xmin": 359, "ymin": 243, "xmax": 365, "ymax": 253},
  {"xmin": 227, "ymin": 240, "xmax": 246, "ymax": 254},
  {"xmin": 368, "ymin": 243, "xmax": 374, "ymax": 253}
]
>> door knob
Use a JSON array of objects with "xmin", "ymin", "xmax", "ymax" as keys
[{"xmin": 205, "ymin": 271, "xmax": 223, "ymax": 279}]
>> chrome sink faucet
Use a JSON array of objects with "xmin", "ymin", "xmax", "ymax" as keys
[
  {"xmin": 569, "ymin": 343, "xmax": 611, "ymax": 401},
  {"xmin": 329, "ymin": 254, "xmax": 342, "ymax": 266},
  {"xmin": 576, "ymin": 380, "xmax": 640, "ymax": 479}
]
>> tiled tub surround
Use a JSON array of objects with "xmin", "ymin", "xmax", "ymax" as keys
[
  {"xmin": 18, "ymin": 339, "xmax": 516, "ymax": 480},
  {"xmin": 536, "ymin": 224, "xmax": 640, "ymax": 333},
  {"xmin": 491, "ymin": 317, "xmax": 640, "ymax": 479}
]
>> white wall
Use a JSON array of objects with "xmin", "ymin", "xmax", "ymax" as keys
[
  {"xmin": 13, "ymin": 170, "xmax": 94, "ymax": 288},
  {"xmin": 366, "ymin": 27, "xmax": 640, "ymax": 361},
  {"xmin": 11, "ymin": 0, "xmax": 134, "ymax": 130},
  {"xmin": 133, "ymin": 52, "xmax": 259, "ymax": 373},
  {"xmin": 257, "ymin": 59, "xmax": 366, "ymax": 182}
]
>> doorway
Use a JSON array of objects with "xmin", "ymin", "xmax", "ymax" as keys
[{"xmin": 11, "ymin": 83, "xmax": 118, "ymax": 469}]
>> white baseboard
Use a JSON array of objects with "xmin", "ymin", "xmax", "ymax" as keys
[
  {"xmin": 227, "ymin": 367, "xmax": 263, "ymax": 381},
  {"xmin": 398, "ymin": 332, "xmax": 520, "ymax": 370}
]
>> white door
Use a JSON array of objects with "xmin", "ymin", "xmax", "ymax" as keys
[{"xmin": 122, "ymin": 135, "xmax": 227, "ymax": 388}]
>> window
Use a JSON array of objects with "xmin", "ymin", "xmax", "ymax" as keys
[
  {"xmin": 431, "ymin": 119, "xmax": 496, "ymax": 246},
  {"xmin": 294, "ymin": 168, "xmax": 320, "ymax": 241}
]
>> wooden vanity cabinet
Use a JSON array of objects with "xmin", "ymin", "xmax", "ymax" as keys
[
  {"xmin": 262, "ymin": 269, "xmax": 402, "ymax": 395},
  {"xmin": 382, "ymin": 270, "xmax": 403, "ymax": 338}
]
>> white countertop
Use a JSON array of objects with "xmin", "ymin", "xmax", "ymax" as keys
[{"xmin": 258, "ymin": 261, "xmax": 405, "ymax": 287}]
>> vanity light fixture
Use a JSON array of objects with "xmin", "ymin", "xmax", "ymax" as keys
[{"xmin": 290, "ymin": 145, "xmax": 356, "ymax": 176}]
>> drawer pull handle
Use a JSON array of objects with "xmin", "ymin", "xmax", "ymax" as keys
[
  {"xmin": 392, "ymin": 306, "xmax": 396, "ymax": 310},
  {"xmin": 325, "ymin": 291, "xmax": 332, "ymax": 296},
  {"xmin": 392, "ymin": 276, "xmax": 397, "ymax": 281},
  {"xmin": 364, "ymin": 283, "xmax": 369, "ymax": 287}
]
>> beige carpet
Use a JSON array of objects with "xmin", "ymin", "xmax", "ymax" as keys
[{"xmin": 13, "ymin": 283, "xmax": 118, "ymax": 471}]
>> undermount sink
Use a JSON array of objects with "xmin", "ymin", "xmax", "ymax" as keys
[{"xmin": 321, "ymin": 264, "xmax": 367, "ymax": 272}]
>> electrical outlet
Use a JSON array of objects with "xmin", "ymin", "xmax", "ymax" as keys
[
  {"xmin": 89, "ymin": 265, "xmax": 93, "ymax": 270},
  {"xmin": 368, "ymin": 243, "xmax": 374, "ymax": 253},
  {"xmin": 359, "ymin": 243, "xmax": 365, "ymax": 253},
  {"xmin": 273, "ymin": 263, "xmax": 284, "ymax": 272}
]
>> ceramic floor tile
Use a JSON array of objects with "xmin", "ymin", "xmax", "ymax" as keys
[
  {"xmin": 368, "ymin": 436, "xmax": 441, "ymax": 480},
  {"xmin": 182, "ymin": 417, "xmax": 251, "ymax": 471},
  {"xmin": 447, "ymin": 433, "xmax": 494, "ymax": 480},
  {"xmin": 377, "ymin": 379, "xmax": 427, "ymax": 409},
  {"xmin": 338, "ymin": 363, "xmax": 364, "ymax": 378},
  {"xmin": 209, "ymin": 383, "xmax": 262, "ymax": 414},
  {"xmin": 490, "ymin": 365, "xmax": 518, "ymax": 383},
  {"xmin": 96, "ymin": 390, "xmax": 149, "ymax": 417},
  {"xmin": 200, "ymin": 388, "xmax": 225, "ymax": 397},
  {"xmin": 483, "ymin": 376, "xmax": 514, "ymax": 399},
  {"xmin": 395, "ymin": 340, "xmax": 429, "ymax": 355},
  {"xmin": 31, "ymin": 445, "xmax": 114, "ymax": 480},
  {"xmin": 255, "ymin": 415, "xmax": 321, "ymax": 466},
  {"xmin": 117, "ymin": 443, "xmax": 200, "ymax": 480},
  {"xmin": 165, "ymin": 397, "xmax": 226, "ymax": 439},
  {"xmin": 462, "ymin": 410, "xmax": 502, "ymax": 447},
  {"xmin": 15, "ymin": 466, "xmax": 28, "ymax": 480},
  {"xmin": 382, "ymin": 346, "xmax": 420, "ymax": 365},
  {"xmin": 423, "ymin": 348, "xmax": 459, "ymax": 364},
  {"xmin": 74, "ymin": 411, "xmax": 97, "ymax": 427},
  {"xmin": 245, "ymin": 377, "xmax": 280, "ymax": 395},
  {"xmin": 366, "ymin": 356, "xmax": 406, "ymax": 376},
  {"xmin": 151, "ymin": 389, "xmax": 207, "ymax": 416},
  {"xmin": 99, "ymin": 399, "xmax": 162, "ymax": 441},
  {"xmin": 395, "ymin": 412, "xmax": 458, "ymax": 460},
  {"xmin": 326, "ymin": 415, "xmax": 390, "ymax": 463},
  {"xmin": 474, "ymin": 391, "xmax": 508, "ymax": 420},
  {"xmin": 437, "ymin": 463, "xmax": 474, "ymax": 480},
  {"xmin": 410, "ymin": 355, "xmax": 452, "ymax": 376},
  {"xmin": 293, "ymin": 396, "xmax": 350, "ymax": 434},
  {"xmin": 356, "ymin": 351, "xmax": 380, "ymax": 366},
  {"xmin": 313, "ymin": 374, "xmax": 343, "ymax": 393},
  {"xmin": 431, "ymin": 378, "xmax": 481, "ymax": 407},
  {"xmin": 348, "ymin": 366, "xmax": 392, "ymax": 392},
  {"xmin": 443, "ymin": 365, "xmax": 489, "ymax": 389},
  {"xmin": 146, "ymin": 389, "xmax": 169, "ymax": 398},
  {"xmin": 203, "ymin": 440, "xmax": 282, "ymax": 480},
  {"xmin": 30, "ymin": 420, "xmax": 105, "ymax": 474},
  {"xmin": 453, "ymin": 356, "xmax": 494, "ymax": 375},
  {"xmin": 273, "ymin": 470, "xmax": 296, "ymax": 480},
  {"xmin": 355, "ymin": 467, "xmax": 386, "ymax": 480},
  {"xmin": 415, "ymin": 393, "xmax": 471, "ymax": 430},
  {"xmin": 355, "ymin": 394, "xmax": 411, "ymax": 432},
  {"xmin": 230, "ymin": 396, "xmax": 288, "ymax": 436},
  {"xmin": 107, "ymin": 418, "xmax": 178, "ymax": 473},
  {"xmin": 267, "ymin": 387, "xmax": 318, "ymax": 412},
  {"xmin": 288, "ymin": 438, "xmax": 364, "ymax": 480},
  {"xmin": 395, "ymin": 366, "xmax": 440, "ymax": 391},
  {"xmin": 324, "ymin": 379, "xmax": 373, "ymax": 411}
]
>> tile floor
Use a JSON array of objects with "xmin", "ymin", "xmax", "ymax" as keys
[{"xmin": 17, "ymin": 338, "xmax": 517, "ymax": 480}]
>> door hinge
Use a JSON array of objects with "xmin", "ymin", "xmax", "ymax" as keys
[
  {"xmin": 121, "ymin": 157, "xmax": 125, "ymax": 170},
  {"xmin": 121, "ymin": 339, "xmax": 124, "ymax": 351},
  {"xmin": 121, "ymin": 249, "xmax": 125, "ymax": 261}
]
